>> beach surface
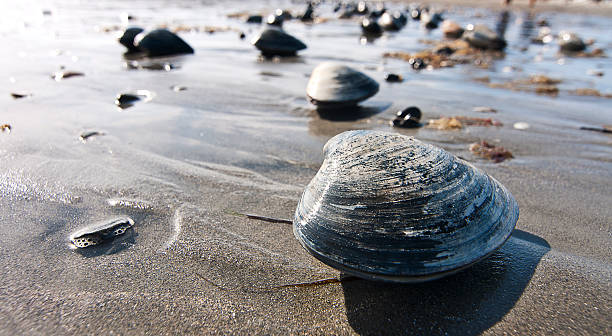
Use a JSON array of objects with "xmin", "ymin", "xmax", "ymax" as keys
[{"xmin": 0, "ymin": 0, "xmax": 610, "ymax": 334}]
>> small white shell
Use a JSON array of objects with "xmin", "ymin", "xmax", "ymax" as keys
[{"xmin": 306, "ymin": 62, "xmax": 379, "ymax": 108}]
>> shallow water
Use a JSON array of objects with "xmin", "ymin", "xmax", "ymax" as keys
[{"xmin": 0, "ymin": 0, "xmax": 611, "ymax": 335}]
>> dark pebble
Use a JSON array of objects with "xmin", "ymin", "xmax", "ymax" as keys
[
  {"xmin": 409, "ymin": 58, "xmax": 426, "ymax": 70},
  {"xmin": 385, "ymin": 73, "xmax": 403, "ymax": 83},
  {"xmin": 246, "ymin": 15, "xmax": 263, "ymax": 24},
  {"xmin": 392, "ymin": 106, "xmax": 423, "ymax": 128}
]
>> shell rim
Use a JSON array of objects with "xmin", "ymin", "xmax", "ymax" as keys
[{"xmin": 294, "ymin": 224, "xmax": 515, "ymax": 283}]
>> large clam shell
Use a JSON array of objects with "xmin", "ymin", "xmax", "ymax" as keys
[
  {"xmin": 293, "ymin": 130, "xmax": 519, "ymax": 282},
  {"xmin": 306, "ymin": 62, "xmax": 379, "ymax": 108},
  {"xmin": 252, "ymin": 28, "xmax": 307, "ymax": 57}
]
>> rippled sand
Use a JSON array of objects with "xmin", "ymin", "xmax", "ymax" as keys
[{"xmin": 0, "ymin": 0, "xmax": 610, "ymax": 334}]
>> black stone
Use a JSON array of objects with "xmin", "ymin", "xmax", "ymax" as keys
[
  {"xmin": 136, "ymin": 29, "xmax": 194, "ymax": 57},
  {"xmin": 392, "ymin": 106, "xmax": 423, "ymax": 128},
  {"xmin": 409, "ymin": 58, "xmax": 426, "ymax": 70},
  {"xmin": 246, "ymin": 15, "xmax": 263, "ymax": 24},
  {"xmin": 385, "ymin": 73, "xmax": 403, "ymax": 83}
]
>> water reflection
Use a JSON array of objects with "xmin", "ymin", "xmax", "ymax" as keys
[{"xmin": 496, "ymin": 10, "xmax": 511, "ymax": 39}]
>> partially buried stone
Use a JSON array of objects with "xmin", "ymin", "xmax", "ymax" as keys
[
  {"xmin": 409, "ymin": 57, "xmax": 426, "ymax": 70},
  {"xmin": 115, "ymin": 93, "xmax": 141, "ymax": 108},
  {"xmin": 252, "ymin": 28, "xmax": 307, "ymax": 57},
  {"xmin": 70, "ymin": 217, "xmax": 134, "ymax": 248},
  {"xmin": 463, "ymin": 24, "xmax": 506, "ymax": 50},
  {"xmin": 558, "ymin": 31, "xmax": 586, "ymax": 52},
  {"xmin": 267, "ymin": 13, "xmax": 284, "ymax": 27},
  {"xmin": 246, "ymin": 15, "xmax": 263, "ymax": 24},
  {"xmin": 137, "ymin": 29, "xmax": 194, "ymax": 57},
  {"xmin": 392, "ymin": 106, "xmax": 422, "ymax": 128},
  {"xmin": 361, "ymin": 17, "xmax": 382, "ymax": 35},
  {"xmin": 384, "ymin": 73, "xmax": 403, "ymax": 83},
  {"xmin": 441, "ymin": 20, "xmax": 464, "ymax": 39},
  {"xmin": 119, "ymin": 28, "xmax": 194, "ymax": 57}
]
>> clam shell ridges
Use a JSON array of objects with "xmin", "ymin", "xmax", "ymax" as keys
[
  {"xmin": 293, "ymin": 130, "xmax": 519, "ymax": 282},
  {"xmin": 306, "ymin": 63, "xmax": 379, "ymax": 106}
]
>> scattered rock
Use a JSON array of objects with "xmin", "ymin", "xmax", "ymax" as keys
[
  {"xmin": 441, "ymin": 20, "xmax": 464, "ymax": 39},
  {"xmin": 1, "ymin": 124, "xmax": 11, "ymax": 133},
  {"xmin": 246, "ymin": 15, "xmax": 263, "ymax": 24},
  {"xmin": 463, "ymin": 24, "xmax": 506, "ymax": 50},
  {"xmin": 469, "ymin": 141, "xmax": 513, "ymax": 163},
  {"xmin": 384, "ymin": 73, "xmax": 403, "ymax": 83},
  {"xmin": 421, "ymin": 11, "xmax": 443, "ymax": 30},
  {"xmin": 119, "ymin": 28, "xmax": 194, "ymax": 57},
  {"xmin": 51, "ymin": 71, "xmax": 84, "ymax": 81},
  {"xmin": 361, "ymin": 17, "xmax": 382, "ymax": 36},
  {"xmin": 115, "ymin": 90, "xmax": 153, "ymax": 109},
  {"xmin": 251, "ymin": 28, "xmax": 307, "ymax": 57},
  {"xmin": 392, "ymin": 106, "xmax": 422, "ymax": 128},
  {"xmin": 558, "ymin": 31, "xmax": 586, "ymax": 52},
  {"xmin": 379, "ymin": 11, "xmax": 405, "ymax": 31}
]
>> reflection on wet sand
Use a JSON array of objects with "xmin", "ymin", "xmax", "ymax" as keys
[{"xmin": 343, "ymin": 230, "xmax": 550, "ymax": 336}]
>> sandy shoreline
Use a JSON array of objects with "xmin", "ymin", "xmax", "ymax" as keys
[{"xmin": 1, "ymin": 0, "xmax": 611, "ymax": 334}]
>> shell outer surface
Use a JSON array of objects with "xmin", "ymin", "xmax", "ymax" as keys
[
  {"xmin": 306, "ymin": 62, "xmax": 379, "ymax": 107},
  {"xmin": 252, "ymin": 29, "xmax": 307, "ymax": 56},
  {"xmin": 135, "ymin": 29, "xmax": 194, "ymax": 57},
  {"xmin": 293, "ymin": 130, "xmax": 519, "ymax": 282},
  {"xmin": 70, "ymin": 217, "xmax": 135, "ymax": 248}
]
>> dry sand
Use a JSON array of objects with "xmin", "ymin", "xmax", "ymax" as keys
[{"xmin": 0, "ymin": 0, "xmax": 610, "ymax": 335}]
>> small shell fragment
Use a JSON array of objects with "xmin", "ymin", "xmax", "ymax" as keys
[
  {"xmin": 70, "ymin": 217, "xmax": 134, "ymax": 248},
  {"xmin": 513, "ymin": 122, "xmax": 530, "ymax": 130},
  {"xmin": 79, "ymin": 131, "xmax": 105, "ymax": 143}
]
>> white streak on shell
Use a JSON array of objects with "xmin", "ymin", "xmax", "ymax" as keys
[
  {"xmin": 293, "ymin": 130, "xmax": 519, "ymax": 282},
  {"xmin": 306, "ymin": 62, "xmax": 379, "ymax": 107}
]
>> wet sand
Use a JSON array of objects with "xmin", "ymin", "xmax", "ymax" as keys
[{"xmin": 0, "ymin": 0, "xmax": 611, "ymax": 335}]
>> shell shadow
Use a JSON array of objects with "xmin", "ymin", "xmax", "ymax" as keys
[
  {"xmin": 342, "ymin": 229, "xmax": 550, "ymax": 336},
  {"xmin": 73, "ymin": 228, "xmax": 137, "ymax": 258},
  {"xmin": 308, "ymin": 103, "xmax": 391, "ymax": 137}
]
